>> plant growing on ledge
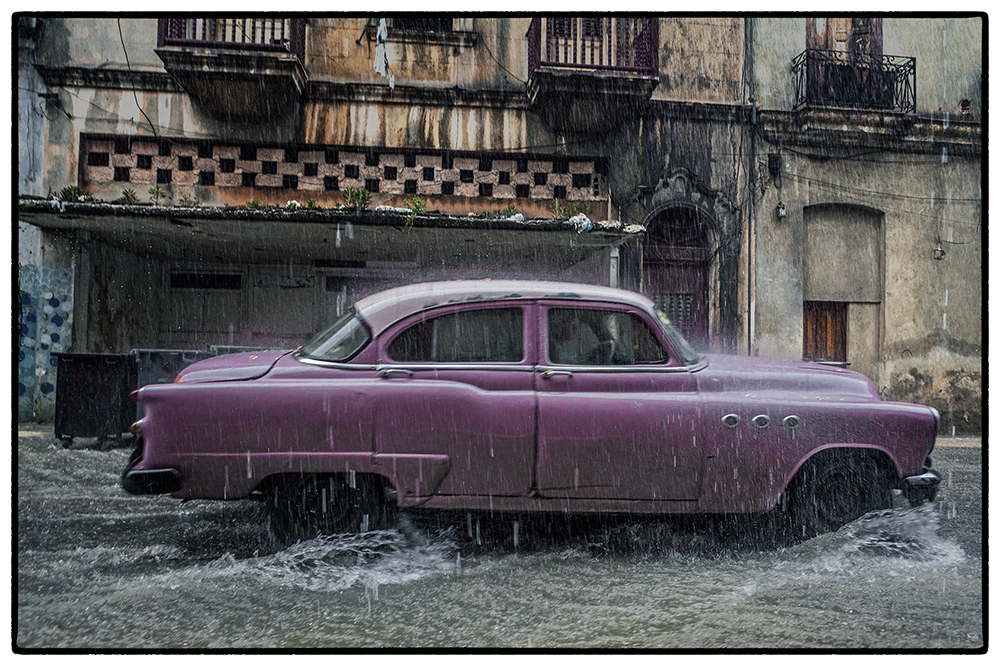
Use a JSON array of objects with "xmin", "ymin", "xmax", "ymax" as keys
[
  {"xmin": 246, "ymin": 199, "xmax": 265, "ymax": 210},
  {"xmin": 178, "ymin": 193, "xmax": 196, "ymax": 207},
  {"xmin": 549, "ymin": 199, "xmax": 591, "ymax": 220},
  {"xmin": 344, "ymin": 188, "xmax": 371, "ymax": 210},
  {"xmin": 403, "ymin": 195, "xmax": 428, "ymax": 225},
  {"xmin": 148, "ymin": 185, "xmax": 165, "ymax": 206},
  {"xmin": 121, "ymin": 188, "xmax": 140, "ymax": 205},
  {"xmin": 57, "ymin": 185, "xmax": 86, "ymax": 202}
]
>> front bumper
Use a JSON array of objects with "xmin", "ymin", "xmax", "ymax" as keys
[{"xmin": 901, "ymin": 469, "xmax": 941, "ymax": 506}]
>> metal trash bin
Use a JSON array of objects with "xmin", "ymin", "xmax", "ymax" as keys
[
  {"xmin": 53, "ymin": 353, "xmax": 136, "ymax": 445},
  {"xmin": 131, "ymin": 349, "xmax": 211, "ymax": 418}
]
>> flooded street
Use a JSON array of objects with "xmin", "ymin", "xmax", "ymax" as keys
[{"xmin": 16, "ymin": 429, "xmax": 982, "ymax": 650}]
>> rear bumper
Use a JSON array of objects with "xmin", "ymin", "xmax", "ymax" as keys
[
  {"xmin": 121, "ymin": 436, "xmax": 181, "ymax": 495},
  {"xmin": 122, "ymin": 468, "xmax": 182, "ymax": 495},
  {"xmin": 901, "ymin": 469, "xmax": 941, "ymax": 506}
]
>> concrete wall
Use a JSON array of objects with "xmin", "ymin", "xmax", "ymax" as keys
[{"xmin": 754, "ymin": 147, "xmax": 981, "ymax": 432}]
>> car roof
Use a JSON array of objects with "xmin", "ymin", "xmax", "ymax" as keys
[{"xmin": 354, "ymin": 280, "xmax": 656, "ymax": 336}]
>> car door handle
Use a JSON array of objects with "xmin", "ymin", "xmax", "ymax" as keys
[
  {"xmin": 541, "ymin": 369, "xmax": 573, "ymax": 380},
  {"xmin": 378, "ymin": 368, "xmax": 414, "ymax": 379}
]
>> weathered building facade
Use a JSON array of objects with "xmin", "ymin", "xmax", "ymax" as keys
[{"xmin": 17, "ymin": 15, "xmax": 982, "ymax": 432}]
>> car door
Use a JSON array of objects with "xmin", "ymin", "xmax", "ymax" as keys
[
  {"xmin": 534, "ymin": 302, "xmax": 705, "ymax": 501},
  {"xmin": 373, "ymin": 302, "xmax": 537, "ymax": 498}
]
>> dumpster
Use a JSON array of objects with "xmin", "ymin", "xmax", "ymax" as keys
[
  {"xmin": 53, "ymin": 353, "xmax": 136, "ymax": 446},
  {"xmin": 131, "ymin": 349, "xmax": 211, "ymax": 418}
]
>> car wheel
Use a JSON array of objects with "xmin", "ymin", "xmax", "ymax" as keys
[
  {"xmin": 266, "ymin": 474, "xmax": 385, "ymax": 542},
  {"xmin": 787, "ymin": 452, "xmax": 893, "ymax": 539}
]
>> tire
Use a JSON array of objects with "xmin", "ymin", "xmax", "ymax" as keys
[
  {"xmin": 787, "ymin": 451, "xmax": 894, "ymax": 539},
  {"xmin": 265, "ymin": 474, "xmax": 394, "ymax": 543}
]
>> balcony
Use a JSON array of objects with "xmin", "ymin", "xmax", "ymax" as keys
[
  {"xmin": 792, "ymin": 48, "xmax": 916, "ymax": 114},
  {"xmin": 526, "ymin": 17, "xmax": 660, "ymax": 132},
  {"xmin": 155, "ymin": 18, "xmax": 307, "ymax": 120}
]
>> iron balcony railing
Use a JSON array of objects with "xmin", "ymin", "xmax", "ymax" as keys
[
  {"xmin": 157, "ymin": 18, "xmax": 306, "ymax": 61},
  {"xmin": 527, "ymin": 17, "xmax": 658, "ymax": 77},
  {"xmin": 792, "ymin": 48, "xmax": 916, "ymax": 114}
]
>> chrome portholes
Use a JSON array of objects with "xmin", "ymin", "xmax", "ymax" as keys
[
  {"xmin": 751, "ymin": 414, "xmax": 771, "ymax": 429},
  {"xmin": 782, "ymin": 415, "xmax": 803, "ymax": 430},
  {"xmin": 721, "ymin": 414, "xmax": 740, "ymax": 428}
]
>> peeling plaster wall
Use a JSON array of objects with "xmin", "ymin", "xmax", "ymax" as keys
[{"xmin": 754, "ymin": 148, "xmax": 981, "ymax": 433}]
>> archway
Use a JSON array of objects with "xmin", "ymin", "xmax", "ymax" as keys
[{"xmin": 642, "ymin": 205, "xmax": 714, "ymax": 350}]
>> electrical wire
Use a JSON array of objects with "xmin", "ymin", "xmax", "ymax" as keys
[{"xmin": 118, "ymin": 18, "xmax": 157, "ymax": 138}]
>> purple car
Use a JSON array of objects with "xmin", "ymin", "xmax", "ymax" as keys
[{"xmin": 123, "ymin": 280, "xmax": 940, "ymax": 541}]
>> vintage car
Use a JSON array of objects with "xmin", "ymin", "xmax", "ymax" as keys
[{"xmin": 123, "ymin": 280, "xmax": 941, "ymax": 542}]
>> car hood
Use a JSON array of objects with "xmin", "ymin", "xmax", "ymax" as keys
[
  {"xmin": 173, "ymin": 350, "xmax": 291, "ymax": 384},
  {"xmin": 696, "ymin": 354, "xmax": 880, "ymax": 400}
]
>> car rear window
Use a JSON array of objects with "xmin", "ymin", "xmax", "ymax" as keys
[
  {"xmin": 299, "ymin": 310, "xmax": 371, "ymax": 361},
  {"xmin": 388, "ymin": 307, "xmax": 524, "ymax": 363}
]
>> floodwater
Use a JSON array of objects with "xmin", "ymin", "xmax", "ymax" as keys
[{"xmin": 16, "ymin": 431, "xmax": 983, "ymax": 650}]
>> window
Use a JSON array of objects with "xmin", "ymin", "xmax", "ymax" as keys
[
  {"xmin": 137, "ymin": 154, "xmax": 153, "ymax": 169},
  {"xmin": 479, "ymin": 183, "xmax": 493, "ymax": 197},
  {"xmin": 241, "ymin": 145, "xmax": 257, "ymax": 161},
  {"xmin": 325, "ymin": 148, "xmax": 339, "ymax": 164},
  {"xmin": 242, "ymin": 172, "xmax": 256, "ymax": 187},
  {"xmin": 572, "ymin": 173, "xmax": 591, "ymax": 189},
  {"xmin": 344, "ymin": 164, "xmax": 360, "ymax": 179},
  {"xmin": 219, "ymin": 158, "xmax": 235, "ymax": 173},
  {"xmin": 178, "ymin": 156, "xmax": 194, "ymax": 171},
  {"xmin": 422, "ymin": 167, "xmax": 435, "ymax": 181},
  {"xmin": 114, "ymin": 167, "xmax": 130, "ymax": 182},
  {"xmin": 553, "ymin": 186, "xmax": 567, "ymax": 199},
  {"xmin": 304, "ymin": 163, "xmax": 318, "ymax": 177},
  {"xmin": 515, "ymin": 184, "xmax": 530, "ymax": 198},
  {"xmin": 534, "ymin": 172, "xmax": 548, "ymax": 186},
  {"xmin": 170, "ymin": 272, "xmax": 241, "ymax": 290},
  {"xmin": 156, "ymin": 169, "xmax": 171, "ymax": 184},
  {"xmin": 299, "ymin": 310, "xmax": 371, "ymax": 362},
  {"xmin": 404, "ymin": 179, "xmax": 417, "ymax": 194},
  {"xmin": 393, "ymin": 18, "xmax": 452, "ymax": 32},
  {"xmin": 388, "ymin": 308, "xmax": 524, "ymax": 363},
  {"xmin": 324, "ymin": 175, "xmax": 339, "ymax": 191},
  {"xmin": 384, "ymin": 166, "xmax": 397, "ymax": 181},
  {"xmin": 283, "ymin": 174, "xmax": 298, "ymax": 189},
  {"xmin": 88, "ymin": 152, "xmax": 109, "ymax": 167},
  {"xmin": 199, "ymin": 171, "xmax": 214, "ymax": 186},
  {"xmin": 548, "ymin": 308, "xmax": 667, "ymax": 365},
  {"xmin": 261, "ymin": 161, "xmax": 277, "ymax": 175}
]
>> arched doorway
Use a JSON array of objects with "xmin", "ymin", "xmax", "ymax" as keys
[{"xmin": 642, "ymin": 206, "xmax": 713, "ymax": 350}]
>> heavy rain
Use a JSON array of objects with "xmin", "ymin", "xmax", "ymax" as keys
[
  {"xmin": 15, "ymin": 16, "xmax": 982, "ymax": 652},
  {"xmin": 16, "ymin": 428, "xmax": 983, "ymax": 649}
]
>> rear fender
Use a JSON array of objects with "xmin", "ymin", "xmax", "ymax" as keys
[{"xmin": 172, "ymin": 451, "xmax": 451, "ymax": 503}]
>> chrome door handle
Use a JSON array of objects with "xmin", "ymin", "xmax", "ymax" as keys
[
  {"xmin": 541, "ymin": 369, "xmax": 573, "ymax": 379},
  {"xmin": 378, "ymin": 368, "xmax": 414, "ymax": 379}
]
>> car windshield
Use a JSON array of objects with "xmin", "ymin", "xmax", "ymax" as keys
[
  {"xmin": 298, "ymin": 310, "xmax": 371, "ymax": 362},
  {"xmin": 654, "ymin": 309, "xmax": 701, "ymax": 365}
]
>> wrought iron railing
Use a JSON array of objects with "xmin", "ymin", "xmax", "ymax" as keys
[
  {"xmin": 527, "ymin": 17, "xmax": 658, "ymax": 77},
  {"xmin": 792, "ymin": 48, "xmax": 915, "ymax": 114},
  {"xmin": 157, "ymin": 18, "xmax": 306, "ymax": 61}
]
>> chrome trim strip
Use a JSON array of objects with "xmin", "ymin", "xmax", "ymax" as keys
[{"xmin": 295, "ymin": 356, "xmax": 377, "ymax": 370}]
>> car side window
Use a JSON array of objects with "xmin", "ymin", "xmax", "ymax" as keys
[
  {"xmin": 388, "ymin": 307, "xmax": 524, "ymax": 363},
  {"xmin": 548, "ymin": 308, "xmax": 667, "ymax": 365}
]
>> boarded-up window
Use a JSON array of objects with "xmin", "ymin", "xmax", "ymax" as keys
[{"xmin": 803, "ymin": 301, "xmax": 847, "ymax": 363}]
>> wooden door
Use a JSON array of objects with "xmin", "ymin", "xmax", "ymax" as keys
[{"xmin": 803, "ymin": 301, "xmax": 847, "ymax": 363}]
